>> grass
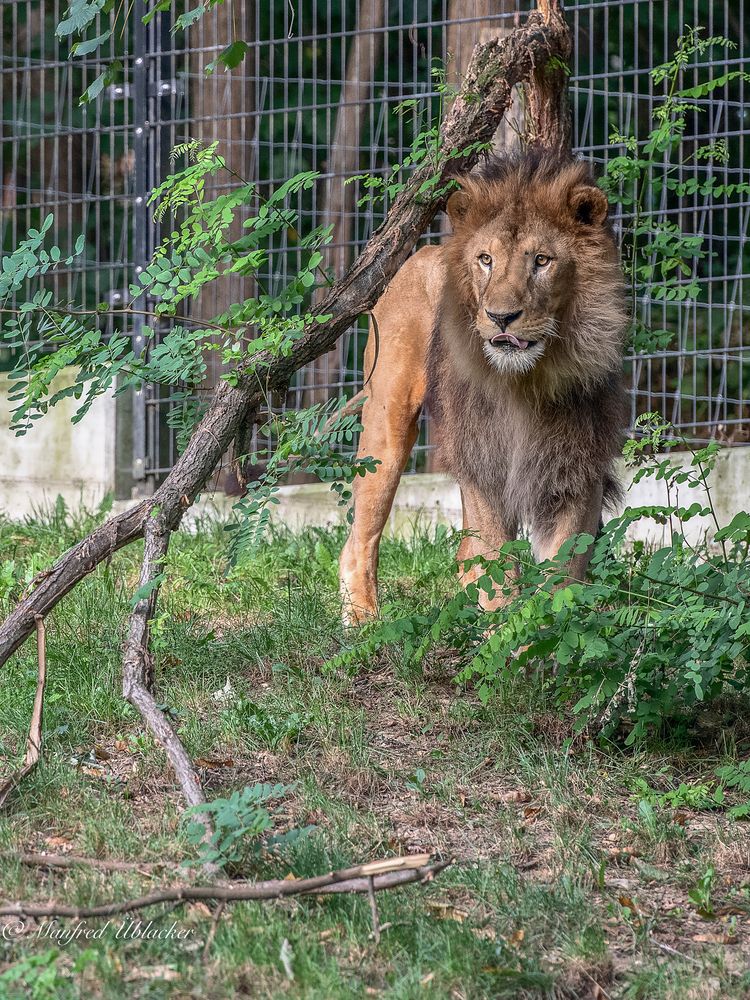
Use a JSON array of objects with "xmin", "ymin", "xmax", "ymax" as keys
[{"xmin": 1, "ymin": 500, "xmax": 750, "ymax": 998}]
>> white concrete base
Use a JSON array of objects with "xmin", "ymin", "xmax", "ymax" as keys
[
  {"xmin": 0, "ymin": 370, "xmax": 116, "ymax": 521},
  {"xmin": 264, "ymin": 448, "xmax": 750, "ymax": 547}
]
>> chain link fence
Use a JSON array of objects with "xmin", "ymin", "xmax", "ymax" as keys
[{"xmin": 1, "ymin": 1, "xmax": 748, "ymax": 494}]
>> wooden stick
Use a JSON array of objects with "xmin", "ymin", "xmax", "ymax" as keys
[
  {"xmin": 367, "ymin": 876, "xmax": 381, "ymax": 944},
  {"xmin": 0, "ymin": 615, "xmax": 47, "ymax": 808},
  {"xmin": 0, "ymin": 856, "xmax": 451, "ymax": 920}
]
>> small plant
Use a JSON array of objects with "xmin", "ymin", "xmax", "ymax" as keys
[
  {"xmin": 184, "ymin": 782, "xmax": 307, "ymax": 870},
  {"xmin": 221, "ymin": 698, "xmax": 309, "ymax": 749},
  {"xmin": 629, "ymin": 776, "xmax": 725, "ymax": 811},
  {"xmin": 405, "ymin": 767, "xmax": 428, "ymax": 796},
  {"xmin": 624, "ymin": 799, "xmax": 688, "ymax": 862},
  {"xmin": 688, "ymin": 865, "xmax": 717, "ymax": 917},
  {"xmin": 0, "ymin": 948, "xmax": 97, "ymax": 1000},
  {"xmin": 714, "ymin": 761, "xmax": 750, "ymax": 819}
]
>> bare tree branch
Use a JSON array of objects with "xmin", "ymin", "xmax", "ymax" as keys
[{"xmin": 121, "ymin": 513, "xmax": 216, "ymax": 844}]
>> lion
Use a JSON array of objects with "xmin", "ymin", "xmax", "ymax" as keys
[{"xmin": 339, "ymin": 152, "xmax": 629, "ymax": 624}]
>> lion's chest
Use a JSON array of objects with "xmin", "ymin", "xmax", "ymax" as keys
[
  {"xmin": 429, "ymin": 367, "xmax": 601, "ymax": 528},
  {"xmin": 434, "ymin": 383, "xmax": 537, "ymax": 516}
]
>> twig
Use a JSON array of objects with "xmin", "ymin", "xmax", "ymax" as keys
[
  {"xmin": 0, "ymin": 856, "xmax": 451, "ymax": 920},
  {"xmin": 202, "ymin": 901, "xmax": 225, "ymax": 960},
  {"xmin": 0, "ymin": 615, "xmax": 47, "ymax": 808},
  {"xmin": 651, "ymin": 939, "xmax": 701, "ymax": 966}
]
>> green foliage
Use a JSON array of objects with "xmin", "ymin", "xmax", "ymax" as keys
[
  {"xmin": 58, "ymin": 0, "xmax": 230, "ymax": 106},
  {"xmin": 184, "ymin": 782, "xmax": 309, "ymax": 870},
  {"xmin": 629, "ymin": 776, "xmax": 725, "ymax": 811},
  {"xmin": 226, "ymin": 398, "xmax": 379, "ymax": 562},
  {"xmin": 0, "ymin": 143, "xmax": 329, "ymax": 429},
  {"xmin": 714, "ymin": 761, "xmax": 750, "ymax": 818},
  {"xmin": 333, "ymin": 415, "xmax": 750, "ymax": 742},
  {"xmin": 0, "ymin": 948, "xmax": 66, "ymax": 1000},
  {"xmin": 687, "ymin": 865, "xmax": 717, "ymax": 917},
  {"xmin": 0, "ymin": 948, "xmax": 98, "ymax": 1000},
  {"xmin": 221, "ymin": 698, "xmax": 309, "ymax": 749},
  {"xmin": 348, "ymin": 64, "xmax": 492, "ymax": 207},
  {"xmin": 599, "ymin": 27, "xmax": 750, "ymax": 351},
  {"xmin": 0, "ymin": 130, "xmax": 379, "ymax": 551}
]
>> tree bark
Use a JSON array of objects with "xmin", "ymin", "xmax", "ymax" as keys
[
  {"xmin": 0, "ymin": 2, "xmax": 571, "ymax": 671},
  {"xmin": 188, "ymin": 0, "xmax": 256, "ymax": 493},
  {"xmin": 189, "ymin": 0, "xmax": 257, "ymax": 384}
]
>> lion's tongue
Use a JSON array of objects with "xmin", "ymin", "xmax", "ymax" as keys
[{"xmin": 492, "ymin": 333, "xmax": 529, "ymax": 350}]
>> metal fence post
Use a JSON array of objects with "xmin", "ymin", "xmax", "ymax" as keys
[{"xmin": 131, "ymin": 1, "xmax": 151, "ymax": 494}]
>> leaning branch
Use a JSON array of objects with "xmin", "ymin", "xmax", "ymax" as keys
[{"xmin": 0, "ymin": 2, "xmax": 570, "ymax": 670}]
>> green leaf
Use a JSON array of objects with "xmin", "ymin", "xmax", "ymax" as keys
[
  {"xmin": 79, "ymin": 60, "xmax": 122, "ymax": 105},
  {"xmin": 130, "ymin": 573, "xmax": 166, "ymax": 608},
  {"xmin": 209, "ymin": 39, "xmax": 250, "ymax": 73},
  {"xmin": 72, "ymin": 28, "xmax": 112, "ymax": 56},
  {"xmin": 57, "ymin": 0, "xmax": 106, "ymax": 37}
]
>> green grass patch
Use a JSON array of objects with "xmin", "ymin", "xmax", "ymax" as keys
[{"xmin": 1, "ymin": 507, "xmax": 750, "ymax": 998}]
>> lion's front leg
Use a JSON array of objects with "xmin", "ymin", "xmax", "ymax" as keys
[
  {"xmin": 339, "ymin": 395, "xmax": 420, "ymax": 625},
  {"xmin": 532, "ymin": 482, "xmax": 604, "ymax": 583},
  {"xmin": 457, "ymin": 485, "xmax": 519, "ymax": 610}
]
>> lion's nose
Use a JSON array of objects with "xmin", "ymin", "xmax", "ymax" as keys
[{"xmin": 486, "ymin": 309, "xmax": 523, "ymax": 331}]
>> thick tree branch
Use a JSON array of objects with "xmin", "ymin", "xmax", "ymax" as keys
[{"xmin": 0, "ymin": 3, "xmax": 571, "ymax": 670}]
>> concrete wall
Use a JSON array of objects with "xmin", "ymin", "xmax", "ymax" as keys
[
  {"xmin": 0, "ymin": 369, "xmax": 116, "ymax": 520},
  {"xmin": 266, "ymin": 448, "xmax": 750, "ymax": 546}
]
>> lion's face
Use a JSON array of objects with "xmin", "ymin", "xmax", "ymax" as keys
[
  {"xmin": 459, "ymin": 218, "xmax": 578, "ymax": 375},
  {"xmin": 443, "ymin": 157, "xmax": 626, "ymax": 389}
]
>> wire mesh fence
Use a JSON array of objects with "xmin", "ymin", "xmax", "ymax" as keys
[{"xmin": 1, "ymin": 0, "xmax": 748, "ymax": 493}]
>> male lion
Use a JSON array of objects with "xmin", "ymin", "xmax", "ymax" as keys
[{"xmin": 339, "ymin": 153, "xmax": 628, "ymax": 624}]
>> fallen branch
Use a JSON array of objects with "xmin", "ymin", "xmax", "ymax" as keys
[
  {"xmin": 0, "ymin": 854, "xmax": 451, "ymax": 920},
  {"xmin": 0, "ymin": 1, "xmax": 571, "ymax": 672},
  {"xmin": 0, "ymin": 615, "xmax": 46, "ymax": 808}
]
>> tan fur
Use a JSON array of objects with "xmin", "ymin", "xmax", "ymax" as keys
[{"xmin": 340, "ymin": 154, "xmax": 628, "ymax": 624}]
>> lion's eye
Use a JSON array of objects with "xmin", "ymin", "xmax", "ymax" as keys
[
  {"xmin": 534, "ymin": 253, "xmax": 552, "ymax": 268},
  {"xmin": 477, "ymin": 252, "xmax": 493, "ymax": 269}
]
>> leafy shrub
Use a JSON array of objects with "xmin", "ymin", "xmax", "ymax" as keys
[
  {"xmin": 221, "ymin": 698, "xmax": 309, "ymax": 749},
  {"xmin": 184, "ymin": 782, "xmax": 310, "ymax": 870},
  {"xmin": 333, "ymin": 417, "xmax": 750, "ymax": 743}
]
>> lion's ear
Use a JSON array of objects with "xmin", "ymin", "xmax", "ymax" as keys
[
  {"xmin": 446, "ymin": 188, "xmax": 471, "ymax": 227},
  {"xmin": 569, "ymin": 185, "xmax": 609, "ymax": 227}
]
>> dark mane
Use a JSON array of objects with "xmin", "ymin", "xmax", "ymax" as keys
[{"xmin": 472, "ymin": 148, "xmax": 588, "ymax": 184}]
